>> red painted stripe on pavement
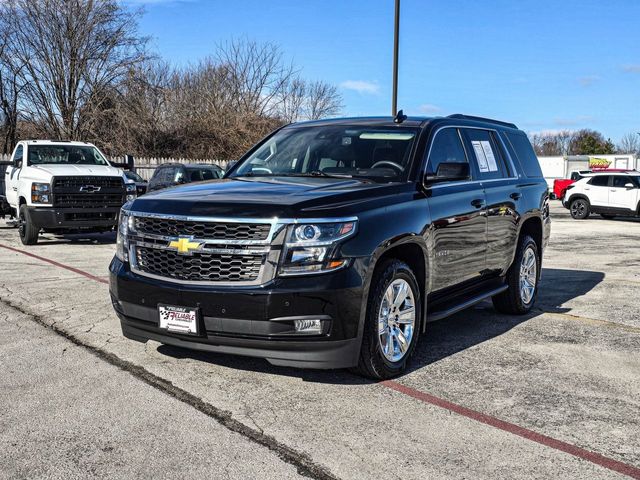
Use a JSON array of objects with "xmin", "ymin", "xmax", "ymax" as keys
[
  {"xmin": 0, "ymin": 243, "xmax": 109, "ymax": 285},
  {"xmin": 3, "ymin": 242, "xmax": 639, "ymax": 478},
  {"xmin": 382, "ymin": 380, "xmax": 640, "ymax": 479}
]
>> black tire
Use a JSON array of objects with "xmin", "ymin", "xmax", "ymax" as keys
[
  {"xmin": 569, "ymin": 198, "xmax": 590, "ymax": 219},
  {"xmin": 492, "ymin": 235, "xmax": 540, "ymax": 315},
  {"xmin": 18, "ymin": 204, "xmax": 39, "ymax": 245},
  {"xmin": 354, "ymin": 259, "xmax": 422, "ymax": 380},
  {"xmin": 600, "ymin": 214, "xmax": 615, "ymax": 219}
]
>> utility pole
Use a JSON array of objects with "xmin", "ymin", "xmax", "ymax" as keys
[{"xmin": 391, "ymin": 0, "xmax": 400, "ymax": 116}]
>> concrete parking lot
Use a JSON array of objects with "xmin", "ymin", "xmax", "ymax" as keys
[{"xmin": 1, "ymin": 202, "xmax": 639, "ymax": 479}]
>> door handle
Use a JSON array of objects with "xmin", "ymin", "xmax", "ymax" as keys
[
  {"xmin": 510, "ymin": 192, "xmax": 522, "ymax": 200},
  {"xmin": 471, "ymin": 199, "xmax": 485, "ymax": 208}
]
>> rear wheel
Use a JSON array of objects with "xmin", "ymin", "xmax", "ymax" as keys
[
  {"xmin": 18, "ymin": 205, "xmax": 39, "ymax": 245},
  {"xmin": 493, "ymin": 235, "xmax": 539, "ymax": 315},
  {"xmin": 355, "ymin": 259, "xmax": 421, "ymax": 380},
  {"xmin": 570, "ymin": 198, "xmax": 590, "ymax": 219}
]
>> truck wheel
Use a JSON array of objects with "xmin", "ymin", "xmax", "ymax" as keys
[
  {"xmin": 570, "ymin": 198, "xmax": 590, "ymax": 219},
  {"xmin": 18, "ymin": 205, "xmax": 39, "ymax": 245},
  {"xmin": 492, "ymin": 235, "xmax": 539, "ymax": 315},
  {"xmin": 355, "ymin": 259, "xmax": 421, "ymax": 380}
]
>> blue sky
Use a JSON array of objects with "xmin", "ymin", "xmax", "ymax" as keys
[{"xmin": 132, "ymin": 0, "xmax": 640, "ymax": 142}]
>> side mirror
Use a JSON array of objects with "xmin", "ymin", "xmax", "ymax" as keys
[
  {"xmin": 625, "ymin": 182, "xmax": 635, "ymax": 189},
  {"xmin": 424, "ymin": 162, "xmax": 470, "ymax": 184},
  {"xmin": 14, "ymin": 159, "xmax": 22, "ymax": 169}
]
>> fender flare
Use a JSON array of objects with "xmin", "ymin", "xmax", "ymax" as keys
[{"xmin": 354, "ymin": 234, "xmax": 430, "ymax": 345}]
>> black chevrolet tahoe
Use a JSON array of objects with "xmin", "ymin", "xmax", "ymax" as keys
[{"xmin": 109, "ymin": 114, "xmax": 550, "ymax": 379}]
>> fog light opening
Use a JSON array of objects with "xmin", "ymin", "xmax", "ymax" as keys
[{"xmin": 294, "ymin": 318, "xmax": 323, "ymax": 335}]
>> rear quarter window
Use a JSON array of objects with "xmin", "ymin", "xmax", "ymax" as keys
[{"xmin": 503, "ymin": 131, "xmax": 543, "ymax": 178}]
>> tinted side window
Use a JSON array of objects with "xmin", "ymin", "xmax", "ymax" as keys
[
  {"xmin": 426, "ymin": 128, "xmax": 468, "ymax": 176},
  {"xmin": 505, "ymin": 131, "xmax": 543, "ymax": 178},
  {"xmin": 461, "ymin": 128, "xmax": 508, "ymax": 180},
  {"xmin": 588, "ymin": 176, "xmax": 610, "ymax": 187},
  {"xmin": 612, "ymin": 176, "xmax": 631, "ymax": 188}
]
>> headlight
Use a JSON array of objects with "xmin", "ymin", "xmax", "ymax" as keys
[
  {"xmin": 31, "ymin": 182, "xmax": 51, "ymax": 204},
  {"xmin": 116, "ymin": 210, "xmax": 135, "ymax": 262},
  {"xmin": 279, "ymin": 219, "xmax": 357, "ymax": 276},
  {"xmin": 125, "ymin": 183, "xmax": 137, "ymax": 201}
]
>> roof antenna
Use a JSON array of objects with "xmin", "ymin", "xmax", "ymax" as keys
[{"xmin": 394, "ymin": 109, "xmax": 407, "ymax": 124}]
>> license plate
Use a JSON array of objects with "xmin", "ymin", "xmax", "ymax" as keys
[{"xmin": 158, "ymin": 305, "xmax": 199, "ymax": 335}]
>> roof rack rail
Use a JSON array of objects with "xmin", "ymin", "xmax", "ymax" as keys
[{"xmin": 447, "ymin": 114, "xmax": 517, "ymax": 129}]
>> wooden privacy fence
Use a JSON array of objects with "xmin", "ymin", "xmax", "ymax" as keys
[{"xmin": 0, "ymin": 153, "xmax": 230, "ymax": 181}]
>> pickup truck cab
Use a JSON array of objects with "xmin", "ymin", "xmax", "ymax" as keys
[
  {"xmin": 109, "ymin": 114, "xmax": 550, "ymax": 379},
  {"xmin": 1, "ymin": 140, "xmax": 135, "ymax": 244}
]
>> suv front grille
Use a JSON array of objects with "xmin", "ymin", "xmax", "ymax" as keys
[
  {"xmin": 129, "ymin": 214, "xmax": 277, "ymax": 285},
  {"xmin": 52, "ymin": 176, "xmax": 124, "ymax": 209},
  {"xmin": 135, "ymin": 217, "xmax": 271, "ymax": 241},
  {"xmin": 135, "ymin": 246, "xmax": 264, "ymax": 282}
]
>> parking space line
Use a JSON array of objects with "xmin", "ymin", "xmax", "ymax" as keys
[
  {"xmin": 543, "ymin": 311, "xmax": 640, "ymax": 334},
  {"xmin": 0, "ymin": 243, "xmax": 109, "ymax": 285},
  {"xmin": 3, "ymin": 242, "xmax": 639, "ymax": 478},
  {"xmin": 382, "ymin": 380, "xmax": 640, "ymax": 479}
]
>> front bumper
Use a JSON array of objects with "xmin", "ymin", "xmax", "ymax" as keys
[
  {"xmin": 109, "ymin": 257, "xmax": 366, "ymax": 369},
  {"xmin": 28, "ymin": 206, "xmax": 120, "ymax": 229}
]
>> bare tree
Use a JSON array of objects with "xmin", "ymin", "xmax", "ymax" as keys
[
  {"xmin": 215, "ymin": 39, "xmax": 296, "ymax": 117},
  {"xmin": 1, "ymin": 0, "xmax": 148, "ymax": 140},
  {"xmin": 279, "ymin": 78, "xmax": 307, "ymax": 123},
  {"xmin": 0, "ymin": 15, "xmax": 27, "ymax": 153},
  {"xmin": 529, "ymin": 130, "xmax": 573, "ymax": 156},
  {"xmin": 304, "ymin": 81, "xmax": 342, "ymax": 120},
  {"xmin": 617, "ymin": 132, "xmax": 640, "ymax": 155}
]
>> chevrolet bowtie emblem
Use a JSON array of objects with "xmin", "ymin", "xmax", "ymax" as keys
[{"xmin": 168, "ymin": 237, "xmax": 202, "ymax": 255}]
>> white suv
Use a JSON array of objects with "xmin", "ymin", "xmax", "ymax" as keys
[{"xmin": 563, "ymin": 171, "xmax": 640, "ymax": 219}]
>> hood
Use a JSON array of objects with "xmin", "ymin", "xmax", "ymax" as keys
[
  {"xmin": 26, "ymin": 164, "xmax": 124, "ymax": 181},
  {"xmin": 130, "ymin": 176, "xmax": 417, "ymax": 218}
]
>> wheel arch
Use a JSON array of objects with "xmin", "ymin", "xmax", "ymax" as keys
[
  {"xmin": 359, "ymin": 235, "xmax": 429, "ymax": 336},
  {"xmin": 566, "ymin": 193, "xmax": 590, "ymax": 207}
]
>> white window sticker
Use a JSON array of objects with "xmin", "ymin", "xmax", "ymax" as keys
[
  {"xmin": 480, "ymin": 141, "xmax": 498, "ymax": 172},
  {"xmin": 472, "ymin": 141, "xmax": 489, "ymax": 172}
]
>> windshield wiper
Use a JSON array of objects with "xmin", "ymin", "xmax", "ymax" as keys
[{"xmin": 298, "ymin": 171, "xmax": 354, "ymax": 179}]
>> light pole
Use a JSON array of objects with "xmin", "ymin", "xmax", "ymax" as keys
[{"xmin": 391, "ymin": 0, "xmax": 400, "ymax": 116}]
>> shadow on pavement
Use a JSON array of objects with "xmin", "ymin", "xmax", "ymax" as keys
[
  {"xmin": 156, "ymin": 267, "xmax": 604, "ymax": 383},
  {"xmin": 35, "ymin": 232, "xmax": 117, "ymax": 245}
]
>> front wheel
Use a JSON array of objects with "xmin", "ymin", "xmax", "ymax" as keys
[
  {"xmin": 570, "ymin": 198, "xmax": 590, "ymax": 219},
  {"xmin": 355, "ymin": 259, "xmax": 421, "ymax": 380},
  {"xmin": 19, "ymin": 205, "xmax": 39, "ymax": 245},
  {"xmin": 492, "ymin": 235, "xmax": 540, "ymax": 315}
]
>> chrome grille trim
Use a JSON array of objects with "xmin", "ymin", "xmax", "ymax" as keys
[
  {"xmin": 127, "ymin": 212, "xmax": 284, "ymax": 286},
  {"xmin": 125, "ymin": 211, "xmax": 359, "ymax": 286}
]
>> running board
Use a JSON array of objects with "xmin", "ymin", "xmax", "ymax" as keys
[{"xmin": 427, "ymin": 285, "xmax": 508, "ymax": 322}]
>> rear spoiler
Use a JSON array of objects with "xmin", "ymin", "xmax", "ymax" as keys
[{"xmin": 111, "ymin": 154, "xmax": 135, "ymax": 171}]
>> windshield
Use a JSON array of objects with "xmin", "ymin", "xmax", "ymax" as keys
[
  {"xmin": 185, "ymin": 167, "xmax": 222, "ymax": 181},
  {"xmin": 125, "ymin": 171, "xmax": 144, "ymax": 182},
  {"xmin": 230, "ymin": 125, "xmax": 419, "ymax": 182},
  {"xmin": 28, "ymin": 145, "xmax": 109, "ymax": 166}
]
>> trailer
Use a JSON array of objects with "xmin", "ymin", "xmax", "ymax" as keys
[{"xmin": 538, "ymin": 154, "xmax": 637, "ymax": 191}]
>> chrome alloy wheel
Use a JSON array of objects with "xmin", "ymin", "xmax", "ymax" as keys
[
  {"xmin": 519, "ymin": 246, "xmax": 537, "ymax": 305},
  {"xmin": 378, "ymin": 279, "xmax": 416, "ymax": 362}
]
